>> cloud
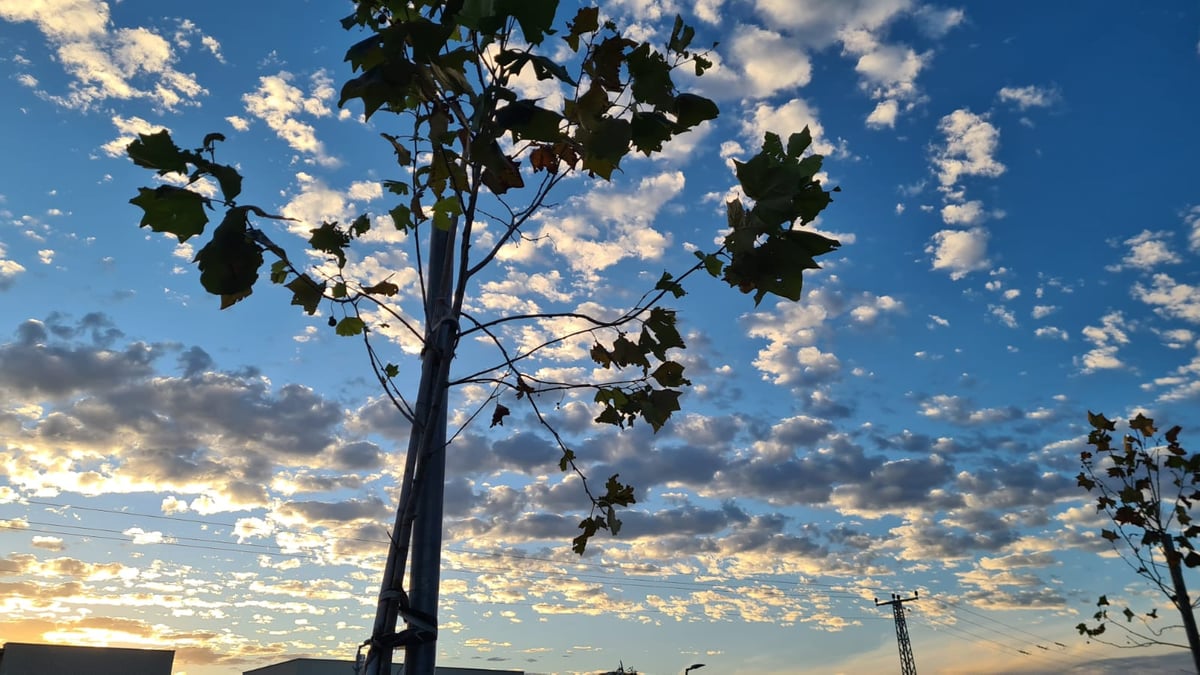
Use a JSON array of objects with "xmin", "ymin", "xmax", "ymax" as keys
[
  {"xmin": 100, "ymin": 114, "xmax": 167, "ymax": 157},
  {"xmin": 917, "ymin": 394, "xmax": 1022, "ymax": 426},
  {"xmin": 753, "ymin": 0, "xmax": 912, "ymax": 50},
  {"xmin": 0, "ymin": 1, "xmax": 206, "ymax": 110},
  {"xmin": 1035, "ymin": 326, "xmax": 1069, "ymax": 341},
  {"xmin": 1077, "ymin": 311, "xmax": 1129, "ymax": 373},
  {"xmin": 0, "ymin": 315, "xmax": 358, "ymax": 509},
  {"xmin": 865, "ymin": 99, "xmax": 899, "ymax": 128},
  {"xmin": 0, "ymin": 243, "xmax": 26, "ymax": 289},
  {"xmin": 705, "ymin": 25, "xmax": 813, "ymax": 99},
  {"xmin": 912, "ymin": 5, "xmax": 965, "ymax": 37},
  {"xmin": 241, "ymin": 71, "xmax": 338, "ymax": 165},
  {"xmin": 743, "ymin": 286, "xmax": 900, "ymax": 386},
  {"xmin": 931, "ymin": 109, "xmax": 1005, "ymax": 188},
  {"xmin": 1186, "ymin": 205, "xmax": 1200, "ymax": 252},
  {"xmin": 940, "ymin": 200, "xmax": 988, "ymax": 225},
  {"xmin": 926, "ymin": 227, "xmax": 990, "ymax": 279},
  {"xmin": 1133, "ymin": 274, "xmax": 1200, "ymax": 324},
  {"xmin": 1106, "ymin": 229, "xmax": 1181, "ymax": 272},
  {"xmin": 509, "ymin": 171, "xmax": 684, "ymax": 282},
  {"xmin": 741, "ymin": 98, "xmax": 837, "ymax": 155},
  {"xmin": 997, "ymin": 84, "xmax": 1060, "ymax": 110},
  {"xmin": 843, "ymin": 35, "xmax": 930, "ymax": 128}
]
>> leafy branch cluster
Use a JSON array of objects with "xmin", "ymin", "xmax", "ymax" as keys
[
  {"xmin": 127, "ymin": 1, "xmax": 840, "ymax": 552},
  {"xmin": 1076, "ymin": 412, "xmax": 1200, "ymax": 654}
]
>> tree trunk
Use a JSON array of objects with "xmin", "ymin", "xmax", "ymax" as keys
[
  {"xmin": 363, "ymin": 224, "xmax": 456, "ymax": 675},
  {"xmin": 1163, "ymin": 537, "xmax": 1200, "ymax": 674}
]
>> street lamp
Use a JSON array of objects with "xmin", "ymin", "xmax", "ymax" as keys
[{"xmin": 684, "ymin": 664, "xmax": 706, "ymax": 674}]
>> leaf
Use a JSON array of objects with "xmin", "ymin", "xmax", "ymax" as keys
[
  {"xmin": 558, "ymin": 447, "xmax": 576, "ymax": 472},
  {"xmin": 667, "ymin": 15, "xmax": 695, "ymax": 55},
  {"xmin": 654, "ymin": 271, "xmax": 685, "ymax": 298},
  {"xmin": 651, "ymin": 361, "xmax": 687, "ymax": 387},
  {"xmin": 205, "ymin": 163, "xmax": 243, "ymax": 203},
  {"xmin": 309, "ymin": 221, "xmax": 351, "ymax": 268},
  {"xmin": 631, "ymin": 111, "xmax": 675, "ymax": 156},
  {"xmin": 286, "ymin": 274, "xmax": 326, "ymax": 315},
  {"xmin": 193, "ymin": 208, "xmax": 263, "ymax": 309},
  {"xmin": 1088, "ymin": 411, "xmax": 1117, "ymax": 431},
  {"xmin": 131, "ymin": 186, "xmax": 210, "ymax": 243},
  {"xmin": 335, "ymin": 317, "xmax": 366, "ymax": 336},
  {"xmin": 495, "ymin": 99, "xmax": 564, "ymax": 142},
  {"xmin": 673, "ymin": 93, "xmax": 718, "ymax": 131},
  {"xmin": 500, "ymin": 0, "xmax": 558, "ymax": 46},
  {"xmin": 626, "ymin": 43, "xmax": 674, "ymax": 108},
  {"xmin": 565, "ymin": 6, "xmax": 600, "ymax": 51},
  {"xmin": 490, "ymin": 403, "xmax": 511, "ymax": 428},
  {"xmin": 127, "ymin": 130, "xmax": 190, "ymax": 175},
  {"xmin": 1101, "ymin": 529, "xmax": 1119, "ymax": 542},
  {"xmin": 362, "ymin": 280, "xmax": 400, "ymax": 296},
  {"xmin": 580, "ymin": 117, "xmax": 631, "ymax": 179}
]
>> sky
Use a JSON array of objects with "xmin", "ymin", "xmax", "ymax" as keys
[{"xmin": 1, "ymin": 1, "xmax": 1199, "ymax": 674}]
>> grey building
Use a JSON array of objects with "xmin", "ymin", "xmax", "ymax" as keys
[
  {"xmin": 0, "ymin": 642, "xmax": 174, "ymax": 675},
  {"xmin": 244, "ymin": 659, "xmax": 523, "ymax": 675}
]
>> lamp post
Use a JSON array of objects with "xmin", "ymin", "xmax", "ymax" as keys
[{"xmin": 684, "ymin": 664, "xmax": 706, "ymax": 674}]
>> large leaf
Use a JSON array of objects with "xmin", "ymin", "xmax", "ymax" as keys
[
  {"xmin": 127, "ymin": 130, "xmax": 190, "ymax": 175},
  {"xmin": 193, "ymin": 208, "xmax": 263, "ymax": 308},
  {"xmin": 130, "ymin": 186, "xmax": 209, "ymax": 242}
]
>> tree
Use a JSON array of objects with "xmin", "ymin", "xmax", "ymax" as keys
[
  {"xmin": 1076, "ymin": 411, "xmax": 1200, "ymax": 672},
  {"xmin": 126, "ymin": 2, "xmax": 841, "ymax": 674}
]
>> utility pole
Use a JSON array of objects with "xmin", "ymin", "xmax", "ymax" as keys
[{"xmin": 875, "ymin": 591, "xmax": 919, "ymax": 675}]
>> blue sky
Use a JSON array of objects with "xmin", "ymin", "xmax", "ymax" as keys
[{"xmin": 1, "ymin": 1, "xmax": 1199, "ymax": 674}]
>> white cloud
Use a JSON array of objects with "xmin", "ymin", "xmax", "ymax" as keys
[
  {"xmin": 989, "ymin": 304, "xmax": 1017, "ymax": 329},
  {"xmin": 997, "ymin": 84, "xmax": 1060, "ymax": 110},
  {"xmin": 101, "ymin": 114, "xmax": 166, "ymax": 157},
  {"xmin": 1035, "ymin": 326, "xmax": 1068, "ymax": 341},
  {"xmin": 754, "ymin": 0, "xmax": 912, "ymax": 49},
  {"xmin": 0, "ymin": 243, "xmax": 26, "ymax": 289},
  {"xmin": 1077, "ymin": 311, "xmax": 1129, "ymax": 373},
  {"xmin": 912, "ymin": 5, "xmax": 965, "ymax": 37},
  {"xmin": 926, "ymin": 227, "xmax": 989, "ymax": 280},
  {"xmin": 928, "ymin": 314, "xmax": 949, "ymax": 328},
  {"xmin": 866, "ymin": 99, "xmax": 899, "ymax": 129},
  {"xmin": 731, "ymin": 25, "xmax": 813, "ymax": 97},
  {"xmin": 1133, "ymin": 274, "xmax": 1200, "ymax": 324},
  {"xmin": 1031, "ymin": 305, "xmax": 1057, "ymax": 319},
  {"xmin": 504, "ymin": 172, "xmax": 685, "ymax": 281},
  {"xmin": 1183, "ymin": 205, "xmax": 1200, "ymax": 253},
  {"xmin": 940, "ymin": 200, "xmax": 987, "ymax": 225},
  {"xmin": 0, "ymin": 2, "xmax": 206, "ymax": 111},
  {"xmin": 226, "ymin": 116, "xmax": 250, "ymax": 132},
  {"xmin": 242, "ymin": 71, "xmax": 338, "ymax": 166},
  {"xmin": 1157, "ymin": 328, "xmax": 1196, "ymax": 349},
  {"xmin": 931, "ymin": 109, "xmax": 1005, "ymax": 188},
  {"xmin": 695, "ymin": 0, "xmax": 725, "ymax": 23},
  {"xmin": 1106, "ymin": 229, "xmax": 1181, "ymax": 272},
  {"xmin": 741, "ymin": 99, "xmax": 835, "ymax": 155},
  {"xmin": 603, "ymin": 0, "xmax": 679, "ymax": 21}
]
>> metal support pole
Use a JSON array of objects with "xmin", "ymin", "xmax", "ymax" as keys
[{"xmin": 875, "ymin": 591, "xmax": 919, "ymax": 675}]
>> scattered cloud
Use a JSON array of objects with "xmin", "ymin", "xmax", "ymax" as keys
[
  {"xmin": 1077, "ymin": 311, "xmax": 1129, "ymax": 373},
  {"xmin": 931, "ymin": 109, "xmax": 1005, "ymax": 188},
  {"xmin": 926, "ymin": 227, "xmax": 990, "ymax": 279},
  {"xmin": 997, "ymin": 84, "xmax": 1060, "ymax": 110},
  {"xmin": 0, "ymin": 0, "xmax": 206, "ymax": 110},
  {"xmin": 241, "ymin": 71, "xmax": 339, "ymax": 165},
  {"xmin": 1106, "ymin": 229, "xmax": 1181, "ymax": 272}
]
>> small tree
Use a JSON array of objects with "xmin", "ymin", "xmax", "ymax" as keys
[
  {"xmin": 1076, "ymin": 411, "xmax": 1200, "ymax": 672},
  {"xmin": 127, "ymin": 2, "xmax": 842, "ymax": 674}
]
